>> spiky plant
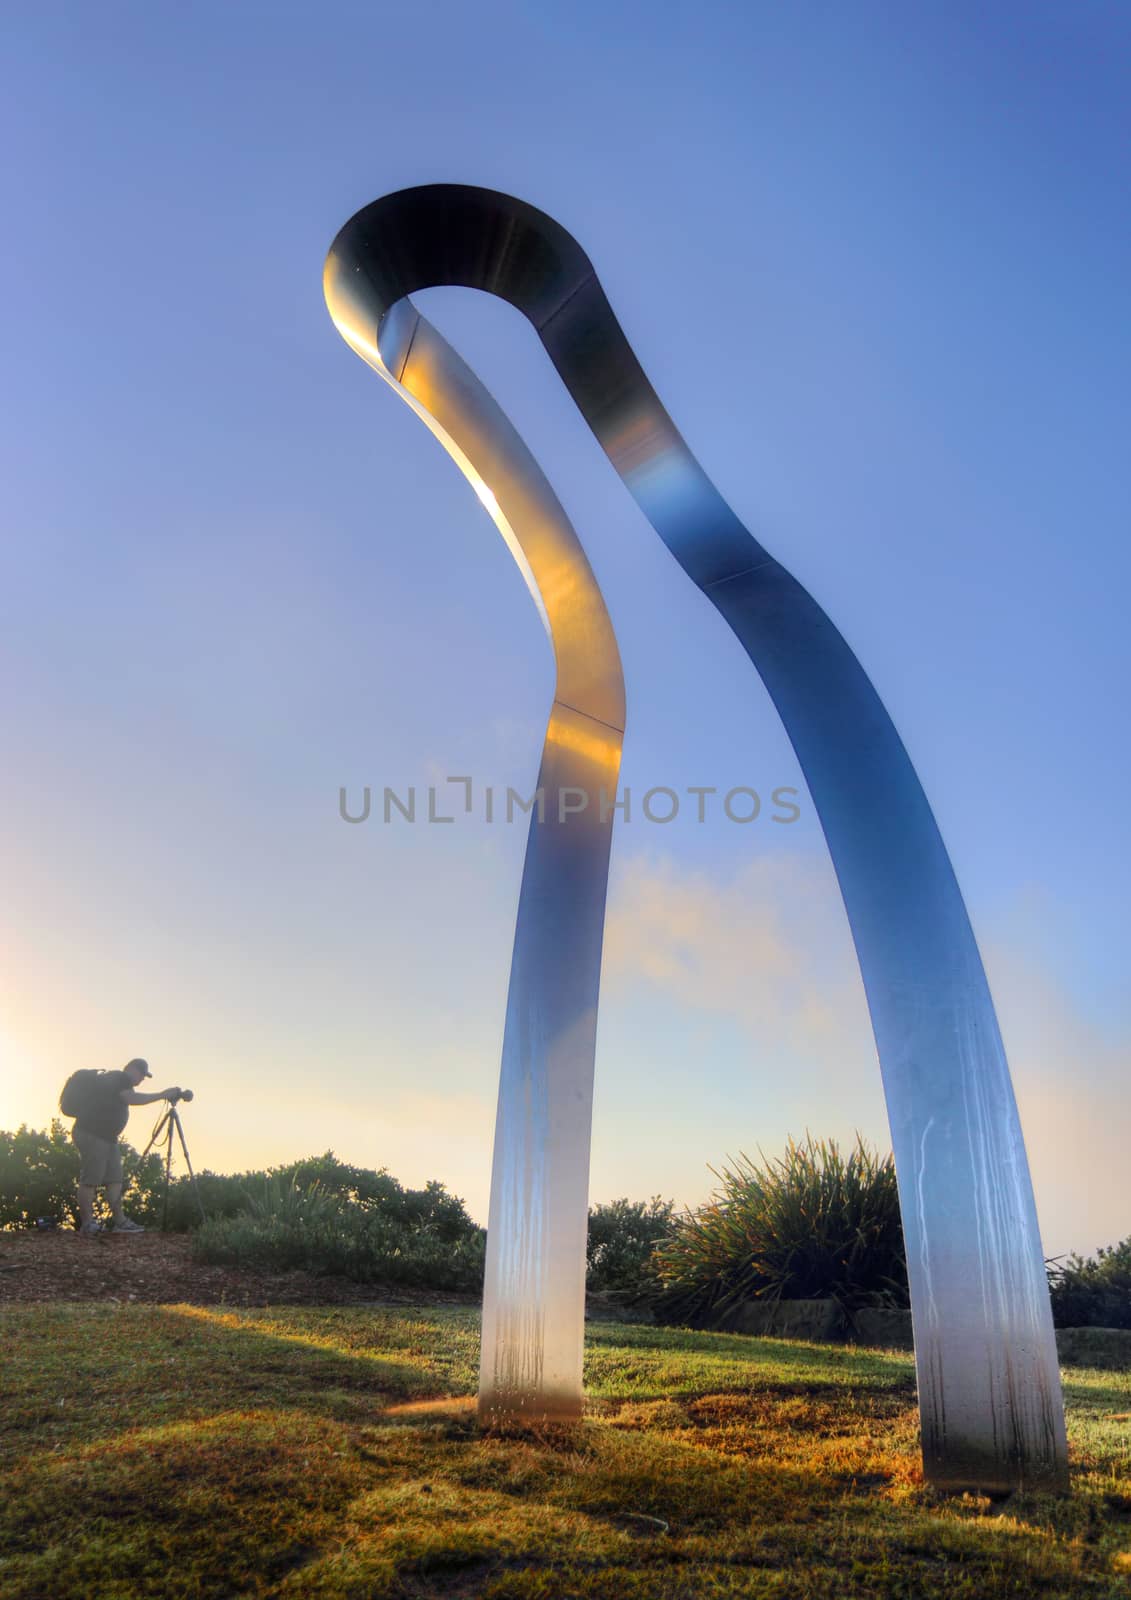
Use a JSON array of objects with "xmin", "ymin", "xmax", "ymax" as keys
[{"xmin": 652, "ymin": 1134, "xmax": 907, "ymax": 1323}]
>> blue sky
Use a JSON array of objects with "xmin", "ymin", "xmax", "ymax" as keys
[{"xmin": 2, "ymin": 1, "xmax": 1128, "ymax": 1258}]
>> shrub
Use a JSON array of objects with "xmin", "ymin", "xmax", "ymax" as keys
[
  {"xmin": 1048, "ymin": 1237, "xmax": 1131, "ymax": 1329},
  {"xmin": 0, "ymin": 1122, "xmax": 83, "ymax": 1228},
  {"xmin": 271, "ymin": 1154, "xmax": 475, "ymax": 1241},
  {"xmin": 0, "ymin": 1128, "xmax": 485, "ymax": 1283},
  {"xmin": 191, "ymin": 1169, "xmax": 486, "ymax": 1290},
  {"xmin": 0, "ymin": 1121, "xmax": 166, "ymax": 1229},
  {"xmin": 150, "ymin": 1169, "xmax": 256, "ymax": 1231},
  {"xmin": 586, "ymin": 1196, "xmax": 675, "ymax": 1297},
  {"xmin": 652, "ymin": 1134, "xmax": 908, "ymax": 1324}
]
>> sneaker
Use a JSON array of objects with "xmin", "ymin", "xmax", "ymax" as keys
[
  {"xmin": 111, "ymin": 1217, "xmax": 145, "ymax": 1234},
  {"xmin": 78, "ymin": 1221, "xmax": 102, "ymax": 1238}
]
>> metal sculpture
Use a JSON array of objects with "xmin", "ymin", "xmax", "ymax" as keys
[
  {"xmin": 325, "ymin": 293, "xmax": 624, "ymax": 1423},
  {"xmin": 324, "ymin": 185, "xmax": 1069, "ymax": 1494}
]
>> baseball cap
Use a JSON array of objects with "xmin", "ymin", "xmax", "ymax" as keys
[{"xmin": 125, "ymin": 1057, "xmax": 152, "ymax": 1078}]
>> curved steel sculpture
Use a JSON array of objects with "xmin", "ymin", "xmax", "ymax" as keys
[
  {"xmin": 326, "ymin": 290, "xmax": 624, "ymax": 1424},
  {"xmin": 324, "ymin": 184, "xmax": 1068, "ymax": 1494}
]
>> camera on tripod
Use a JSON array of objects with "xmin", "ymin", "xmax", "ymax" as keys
[{"xmin": 138, "ymin": 1089, "xmax": 204, "ymax": 1227}]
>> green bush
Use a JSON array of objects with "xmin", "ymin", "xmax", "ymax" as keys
[
  {"xmin": 157, "ymin": 1170, "xmax": 252, "ymax": 1229},
  {"xmin": 0, "ymin": 1123, "xmax": 82, "ymax": 1228},
  {"xmin": 586, "ymin": 1196, "xmax": 675, "ymax": 1297},
  {"xmin": 652, "ymin": 1134, "xmax": 908, "ymax": 1323},
  {"xmin": 1048, "ymin": 1237, "xmax": 1131, "ymax": 1329},
  {"xmin": 0, "ymin": 1128, "xmax": 486, "ymax": 1284},
  {"xmin": 0, "ymin": 1121, "xmax": 166, "ymax": 1229},
  {"xmin": 191, "ymin": 1170, "xmax": 486, "ymax": 1290},
  {"xmin": 269, "ymin": 1154, "xmax": 475, "ymax": 1240}
]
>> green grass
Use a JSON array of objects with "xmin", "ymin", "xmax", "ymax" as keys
[{"xmin": 2, "ymin": 1305, "xmax": 1130, "ymax": 1598}]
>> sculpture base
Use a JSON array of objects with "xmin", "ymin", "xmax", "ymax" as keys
[
  {"xmin": 924, "ymin": 1443, "xmax": 1070, "ymax": 1498},
  {"xmin": 478, "ymin": 1390, "xmax": 584, "ymax": 1429}
]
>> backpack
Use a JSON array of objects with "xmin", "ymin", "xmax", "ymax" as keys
[{"xmin": 59, "ymin": 1069, "xmax": 110, "ymax": 1123}]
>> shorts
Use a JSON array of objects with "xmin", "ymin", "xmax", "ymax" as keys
[{"xmin": 73, "ymin": 1127, "xmax": 123, "ymax": 1186}]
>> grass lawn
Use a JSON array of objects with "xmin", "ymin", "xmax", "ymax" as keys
[{"xmin": 2, "ymin": 1304, "xmax": 1129, "ymax": 1598}]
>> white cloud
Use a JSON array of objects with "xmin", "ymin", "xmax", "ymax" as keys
[
  {"xmin": 603, "ymin": 847, "xmax": 874, "ymax": 1061},
  {"xmin": 600, "ymin": 849, "xmax": 1130, "ymax": 1260}
]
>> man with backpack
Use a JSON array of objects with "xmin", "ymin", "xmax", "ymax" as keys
[{"xmin": 62, "ymin": 1057, "xmax": 186, "ymax": 1237}]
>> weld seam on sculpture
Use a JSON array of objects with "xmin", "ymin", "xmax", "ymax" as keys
[
  {"xmin": 705, "ymin": 559, "xmax": 777, "ymax": 590},
  {"xmin": 324, "ymin": 184, "xmax": 1069, "ymax": 1494},
  {"xmin": 536, "ymin": 276, "xmax": 596, "ymax": 335},
  {"xmin": 553, "ymin": 699, "xmax": 623, "ymax": 733}
]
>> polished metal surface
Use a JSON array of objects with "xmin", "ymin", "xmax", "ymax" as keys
[
  {"xmin": 331, "ymin": 288, "xmax": 624, "ymax": 1423},
  {"xmin": 325, "ymin": 185, "xmax": 1069, "ymax": 1492}
]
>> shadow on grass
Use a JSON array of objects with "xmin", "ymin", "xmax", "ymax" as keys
[
  {"xmin": 585, "ymin": 1319, "xmax": 915, "ymax": 1373},
  {"xmin": 582, "ymin": 1319, "xmax": 918, "ymax": 1409},
  {"xmin": 0, "ymin": 1302, "xmax": 477, "ymax": 1461},
  {"xmin": 3, "ymin": 1393, "xmax": 1113, "ymax": 1600},
  {"xmin": 2, "ymin": 1306, "xmax": 1127, "ymax": 1599},
  {"xmin": 1061, "ymin": 1369, "xmax": 1131, "ymax": 1414}
]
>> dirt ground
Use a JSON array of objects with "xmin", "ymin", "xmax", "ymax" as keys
[{"xmin": 0, "ymin": 1229, "xmax": 480, "ymax": 1309}]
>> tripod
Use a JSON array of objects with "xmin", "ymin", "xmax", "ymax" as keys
[{"xmin": 138, "ymin": 1098, "xmax": 206, "ymax": 1229}]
